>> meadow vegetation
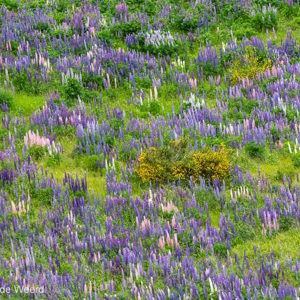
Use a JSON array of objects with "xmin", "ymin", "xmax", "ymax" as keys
[{"xmin": 0, "ymin": 0, "xmax": 300, "ymax": 298}]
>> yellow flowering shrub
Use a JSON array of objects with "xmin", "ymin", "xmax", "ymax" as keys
[
  {"xmin": 135, "ymin": 139, "xmax": 232, "ymax": 183},
  {"xmin": 135, "ymin": 147, "xmax": 166, "ymax": 183},
  {"xmin": 230, "ymin": 47, "xmax": 272, "ymax": 85},
  {"xmin": 171, "ymin": 161, "xmax": 193, "ymax": 180},
  {"xmin": 192, "ymin": 144, "xmax": 232, "ymax": 181}
]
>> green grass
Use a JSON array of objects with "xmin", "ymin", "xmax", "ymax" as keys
[
  {"xmin": 11, "ymin": 93, "xmax": 45, "ymax": 116},
  {"xmin": 232, "ymin": 227, "xmax": 300, "ymax": 286},
  {"xmin": 237, "ymin": 146, "xmax": 298, "ymax": 183},
  {"xmin": 37, "ymin": 136, "xmax": 106, "ymax": 195},
  {"xmin": 232, "ymin": 227, "xmax": 300, "ymax": 261}
]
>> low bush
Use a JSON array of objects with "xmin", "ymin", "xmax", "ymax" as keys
[
  {"xmin": 213, "ymin": 242, "xmax": 228, "ymax": 259},
  {"xmin": 0, "ymin": 89, "xmax": 13, "ymax": 109},
  {"xmin": 230, "ymin": 47, "xmax": 271, "ymax": 85},
  {"xmin": 28, "ymin": 146, "xmax": 47, "ymax": 161},
  {"xmin": 278, "ymin": 215, "xmax": 295, "ymax": 232},
  {"xmin": 135, "ymin": 138, "xmax": 232, "ymax": 183},
  {"xmin": 244, "ymin": 142, "xmax": 265, "ymax": 159},
  {"xmin": 63, "ymin": 78, "xmax": 83, "ymax": 104},
  {"xmin": 291, "ymin": 152, "xmax": 300, "ymax": 168}
]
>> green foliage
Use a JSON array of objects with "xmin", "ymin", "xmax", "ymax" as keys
[
  {"xmin": 159, "ymin": 84, "xmax": 178, "ymax": 99},
  {"xmin": 97, "ymin": 30, "xmax": 114, "ymax": 45},
  {"xmin": 81, "ymin": 155, "xmax": 102, "ymax": 171},
  {"xmin": 291, "ymin": 15, "xmax": 300, "ymax": 27},
  {"xmin": 28, "ymin": 146, "xmax": 47, "ymax": 161},
  {"xmin": 139, "ymin": 101, "xmax": 162, "ymax": 117},
  {"xmin": 135, "ymin": 77, "xmax": 151, "ymax": 90},
  {"xmin": 46, "ymin": 153, "xmax": 61, "ymax": 167},
  {"xmin": 56, "ymin": 0, "xmax": 69, "ymax": 12},
  {"xmin": 171, "ymin": 13, "xmax": 198, "ymax": 33},
  {"xmin": 227, "ymin": 98, "xmax": 259, "ymax": 119},
  {"xmin": 232, "ymin": 221, "xmax": 256, "ymax": 246},
  {"xmin": 0, "ymin": 89, "xmax": 13, "ymax": 108},
  {"xmin": 112, "ymin": 19, "xmax": 142, "ymax": 37},
  {"xmin": 34, "ymin": 21, "xmax": 50, "ymax": 32},
  {"xmin": 244, "ymin": 142, "xmax": 265, "ymax": 159},
  {"xmin": 213, "ymin": 242, "xmax": 228, "ymax": 259},
  {"xmin": 53, "ymin": 125, "xmax": 76, "ymax": 139},
  {"xmin": 206, "ymin": 63, "xmax": 224, "ymax": 77},
  {"xmin": 291, "ymin": 152, "xmax": 300, "ymax": 168},
  {"xmin": 0, "ymin": 0, "xmax": 18, "ymax": 10},
  {"xmin": 82, "ymin": 90, "xmax": 99, "ymax": 103},
  {"xmin": 82, "ymin": 73, "xmax": 103, "ymax": 89},
  {"xmin": 31, "ymin": 187, "xmax": 53, "ymax": 206},
  {"xmin": 63, "ymin": 78, "xmax": 83, "ymax": 104},
  {"xmin": 270, "ymin": 126, "xmax": 280, "ymax": 143},
  {"xmin": 11, "ymin": 71, "xmax": 45, "ymax": 95},
  {"xmin": 110, "ymin": 117, "xmax": 123, "ymax": 131},
  {"xmin": 274, "ymin": 168, "xmax": 295, "ymax": 181},
  {"xmin": 235, "ymin": 26, "xmax": 256, "ymax": 40},
  {"xmin": 281, "ymin": 5, "xmax": 299, "ymax": 18},
  {"xmin": 251, "ymin": 11, "xmax": 278, "ymax": 32},
  {"xmin": 278, "ymin": 216, "xmax": 295, "ymax": 232}
]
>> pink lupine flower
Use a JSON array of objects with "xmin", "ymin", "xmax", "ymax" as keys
[
  {"xmin": 161, "ymin": 201, "xmax": 178, "ymax": 213},
  {"xmin": 24, "ymin": 130, "xmax": 61, "ymax": 155},
  {"xmin": 158, "ymin": 236, "xmax": 165, "ymax": 249},
  {"xmin": 262, "ymin": 224, "xmax": 266, "ymax": 235}
]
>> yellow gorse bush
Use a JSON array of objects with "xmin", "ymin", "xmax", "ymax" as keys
[
  {"xmin": 135, "ymin": 139, "xmax": 232, "ymax": 183},
  {"xmin": 230, "ymin": 47, "xmax": 272, "ymax": 85},
  {"xmin": 192, "ymin": 144, "xmax": 231, "ymax": 181},
  {"xmin": 136, "ymin": 147, "xmax": 165, "ymax": 183}
]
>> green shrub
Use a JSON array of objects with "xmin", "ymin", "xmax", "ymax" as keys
[
  {"xmin": 31, "ymin": 187, "xmax": 53, "ymax": 206},
  {"xmin": 235, "ymin": 221, "xmax": 256, "ymax": 241},
  {"xmin": 63, "ymin": 78, "xmax": 83, "ymax": 104},
  {"xmin": 12, "ymin": 71, "xmax": 44, "ymax": 95},
  {"xmin": 112, "ymin": 19, "xmax": 142, "ymax": 37},
  {"xmin": 171, "ymin": 14, "xmax": 198, "ymax": 32},
  {"xmin": 291, "ymin": 152, "xmax": 300, "ymax": 168},
  {"xmin": 227, "ymin": 98, "xmax": 259, "ymax": 120},
  {"xmin": 46, "ymin": 154, "xmax": 61, "ymax": 167},
  {"xmin": 281, "ymin": 5, "xmax": 299, "ymax": 18},
  {"xmin": 110, "ymin": 117, "xmax": 123, "ymax": 131},
  {"xmin": 28, "ymin": 146, "xmax": 46, "ymax": 161},
  {"xmin": 235, "ymin": 27, "xmax": 256, "ymax": 40},
  {"xmin": 97, "ymin": 30, "xmax": 114, "ymax": 45},
  {"xmin": 82, "ymin": 90, "xmax": 99, "ymax": 103},
  {"xmin": 0, "ymin": 0, "xmax": 18, "ymax": 10},
  {"xmin": 140, "ymin": 101, "xmax": 161, "ymax": 117},
  {"xmin": 82, "ymin": 155, "xmax": 102, "ymax": 171},
  {"xmin": 278, "ymin": 216, "xmax": 294, "ymax": 232},
  {"xmin": 159, "ymin": 84, "xmax": 178, "ymax": 99},
  {"xmin": 0, "ymin": 89, "xmax": 13, "ymax": 108},
  {"xmin": 213, "ymin": 242, "xmax": 228, "ymax": 258},
  {"xmin": 251, "ymin": 11, "xmax": 278, "ymax": 32},
  {"xmin": 244, "ymin": 142, "xmax": 265, "ymax": 159},
  {"xmin": 53, "ymin": 125, "xmax": 75, "ymax": 139},
  {"xmin": 290, "ymin": 17, "xmax": 300, "ymax": 30},
  {"xmin": 34, "ymin": 22, "xmax": 50, "ymax": 32},
  {"xmin": 270, "ymin": 126, "xmax": 280, "ymax": 143}
]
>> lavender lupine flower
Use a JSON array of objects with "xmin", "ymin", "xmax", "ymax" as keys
[{"xmin": 115, "ymin": 2, "xmax": 128, "ymax": 13}]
